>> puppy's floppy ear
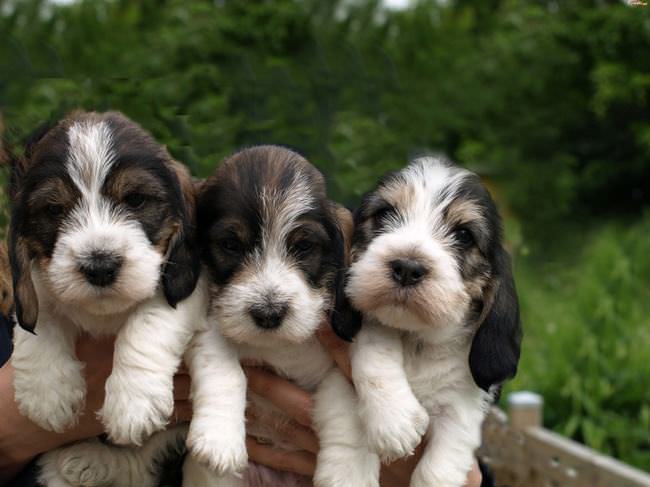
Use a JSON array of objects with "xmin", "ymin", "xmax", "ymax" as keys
[
  {"xmin": 161, "ymin": 160, "xmax": 201, "ymax": 307},
  {"xmin": 332, "ymin": 269, "xmax": 362, "ymax": 342},
  {"xmin": 8, "ymin": 186, "xmax": 37, "ymax": 333},
  {"xmin": 330, "ymin": 204, "xmax": 363, "ymax": 342},
  {"xmin": 0, "ymin": 242, "xmax": 15, "ymax": 318},
  {"xmin": 469, "ymin": 246, "xmax": 522, "ymax": 392},
  {"xmin": 8, "ymin": 121, "xmax": 50, "ymax": 202},
  {"xmin": 5, "ymin": 125, "xmax": 52, "ymax": 332},
  {"xmin": 8, "ymin": 232, "xmax": 37, "ymax": 333}
]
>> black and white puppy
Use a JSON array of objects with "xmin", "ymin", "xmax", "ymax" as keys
[
  {"xmin": 182, "ymin": 145, "xmax": 379, "ymax": 486},
  {"xmin": 8, "ymin": 111, "xmax": 245, "ymax": 485},
  {"xmin": 338, "ymin": 157, "xmax": 522, "ymax": 487}
]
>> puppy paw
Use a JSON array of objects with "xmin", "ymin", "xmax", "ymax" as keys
[
  {"xmin": 59, "ymin": 451, "xmax": 114, "ymax": 487},
  {"xmin": 410, "ymin": 469, "xmax": 463, "ymax": 487},
  {"xmin": 99, "ymin": 374, "xmax": 173, "ymax": 446},
  {"xmin": 14, "ymin": 367, "xmax": 86, "ymax": 433},
  {"xmin": 314, "ymin": 447, "xmax": 380, "ymax": 487},
  {"xmin": 187, "ymin": 422, "xmax": 248, "ymax": 475},
  {"xmin": 365, "ymin": 401, "xmax": 429, "ymax": 462}
]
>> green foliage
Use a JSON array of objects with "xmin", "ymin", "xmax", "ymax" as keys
[
  {"xmin": 2, "ymin": 0, "xmax": 648, "ymax": 219},
  {"xmin": 1, "ymin": 0, "xmax": 649, "ymax": 471},
  {"xmin": 506, "ymin": 216, "xmax": 650, "ymax": 470}
]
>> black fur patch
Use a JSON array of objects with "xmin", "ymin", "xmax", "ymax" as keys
[{"xmin": 469, "ymin": 247, "xmax": 522, "ymax": 391}]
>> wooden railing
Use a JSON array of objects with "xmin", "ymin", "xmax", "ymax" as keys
[{"xmin": 479, "ymin": 392, "xmax": 650, "ymax": 487}]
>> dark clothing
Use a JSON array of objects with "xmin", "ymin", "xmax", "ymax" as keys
[
  {"xmin": 7, "ymin": 460, "xmax": 39, "ymax": 487},
  {"xmin": 479, "ymin": 459, "xmax": 497, "ymax": 487},
  {"xmin": 0, "ymin": 314, "xmax": 12, "ymax": 367}
]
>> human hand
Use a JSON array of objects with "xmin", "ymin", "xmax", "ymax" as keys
[
  {"xmin": 0, "ymin": 333, "xmax": 192, "ymax": 482},
  {"xmin": 243, "ymin": 365, "xmax": 318, "ymax": 477}
]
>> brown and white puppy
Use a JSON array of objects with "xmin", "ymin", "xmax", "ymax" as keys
[
  {"xmin": 338, "ymin": 157, "xmax": 522, "ymax": 487},
  {"xmin": 181, "ymin": 145, "xmax": 379, "ymax": 486},
  {"xmin": 7, "ymin": 111, "xmax": 244, "ymax": 486}
]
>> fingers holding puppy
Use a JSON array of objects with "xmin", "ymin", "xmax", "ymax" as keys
[
  {"xmin": 246, "ymin": 436, "xmax": 316, "ymax": 477},
  {"xmin": 316, "ymin": 323, "xmax": 352, "ymax": 381},
  {"xmin": 244, "ymin": 366, "xmax": 314, "ymax": 428},
  {"xmin": 243, "ymin": 365, "xmax": 320, "ymax": 476}
]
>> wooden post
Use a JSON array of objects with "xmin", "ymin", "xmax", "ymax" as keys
[{"xmin": 508, "ymin": 391, "xmax": 543, "ymax": 431}]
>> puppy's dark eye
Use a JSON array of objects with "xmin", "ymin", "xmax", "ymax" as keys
[
  {"xmin": 123, "ymin": 193, "xmax": 147, "ymax": 210},
  {"xmin": 46, "ymin": 204, "xmax": 64, "ymax": 217},
  {"xmin": 293, "ymin": 239, "xmax": 314, "ymax": 254},
  {"xmin": 219, "ymin": 237, "xmax": 243, "ymax": 255},
  {"xmin": 454, "ymin": 227, "xmax": 475, "ymax": 248}
]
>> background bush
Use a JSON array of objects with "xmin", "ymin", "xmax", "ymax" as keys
[{"xmin": 1, "ymin": 0, "xmax": 648, "ymax": 471}]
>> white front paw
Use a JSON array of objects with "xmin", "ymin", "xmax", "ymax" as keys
[
  {"xmin": 99, "ymin": 374, "xmax": 173, "ymax": 445},
  {"xmin": 410, "ymin": 468, "xmax": 461, "ymax": 487},
  {"xmin": 187, "ymin": 421, "xmax": 248, "ymax": 475},
  {"xmin": 314, "ymin": 447, "xmax": 380, "ymax": 487},
  {"xmin": 365, "ymin": 400, "xmax": 429, "ymax": 462},
  {"xmin": 14, "ymin": 365, "xmax": 86, "ymax": 433},
  {"xmin": 410, "ymin": 455, "xmax": 472, "ymax": 487}
]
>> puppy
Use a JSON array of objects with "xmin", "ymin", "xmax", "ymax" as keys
[
  {"xmin": 182, "ymin": 145, "xmax": 379, "ymax": 486},
  {"xmin": 8, "ymin": 111, "xmax": 245, "ymax": 485},
  {"xmin": 337, "ymin": 157, "xmax": 522, "ymax": 487}
]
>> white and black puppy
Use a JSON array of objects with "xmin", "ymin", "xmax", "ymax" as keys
[
  {"xmin": 182, "ymin": 145, "xmax": 379, "ymax": 486},
  {"xmin": 8, "ymin": 111, "xmax": 246, "ymax": 485},
  {"xmin": 336, "ymin": 157, "xmax": 522, "ymax": 487}
]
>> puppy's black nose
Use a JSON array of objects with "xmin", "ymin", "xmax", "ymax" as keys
[
  {"xmin": 249, "ymin": 303, "xmax": 288, "ymax": 330},
  {"xmin": 80, "ymin": 252, "xmax": 122, "ymax": 287},
  {"xmin": 390, "ymin": 259, "xmax": 428, "ymax": 287}
]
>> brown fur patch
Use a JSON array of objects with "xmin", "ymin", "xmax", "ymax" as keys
[
  {"xmin": 104, "ymin": 166, "xmax": 167, "ymax": 202},
  {"xmin": 0, "ymin": 242, "xmax": 14, "ymax": 316},
  {"xmin": 155, "ymin": 220, "xmax": 181, "ymax": 256},
  {"xmin": 444, "ymin": 199, "xmax": 486, "ymax": 229},
  {"xmin": 27, "ymin": 177, "xmax": 78, "ymax": 211},
  {"xmin": 166, "ymin": 159, "xmax": 196, "ymax": 224},
  {"xmin": 12, "ymin": 235, "xmax": 38, "ymax": 328},
  {"xmin": 333, "ymin": 203, "xmax": 353, "ymax": 265},
  {"xmin": 377, "ymin": 180, "xmax": 412, "ymax": 214}
]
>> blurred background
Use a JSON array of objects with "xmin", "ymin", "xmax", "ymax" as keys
[{"xmin": 0, "ymin": 0, "xmax": 649, "ymax": 472}]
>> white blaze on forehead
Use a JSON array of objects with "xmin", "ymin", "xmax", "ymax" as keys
[
  {"xmin": 260, "ymin": 172, "xmax": 315, "ymax": 253},
  {"xmin": 66, "ymin": 120, "xmax": 116, "ymax": 194},
  {"xmin": 385, "ymin": 157, "xmax": 471, "ymax": 236}
]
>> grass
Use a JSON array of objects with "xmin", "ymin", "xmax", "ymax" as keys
[{"xmin": 502, "ymin": 214, "xmax": 650, "ymax": 471}]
